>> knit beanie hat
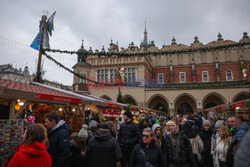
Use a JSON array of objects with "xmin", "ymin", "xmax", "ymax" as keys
[
  {"xmin": 78, "ymin": 124, "xmax": 88, "ymax": 139},
  {"xmin": 89, "ymin": 120, "xmax": 98, "ymax": 132},
  {"xmin": 203, "ymin": 120, "xmax": 211, "ymax": 126},
  {"xmin": 215, "ymin": 120, "xmax": 223, "ymax": 128},
  {"xmin": 152, "ymin": 123, "xmax": 161, "ymax": 133},
  {"xmin": 124, "ymin": 111, "xmax": 133, "ymax": 119}
]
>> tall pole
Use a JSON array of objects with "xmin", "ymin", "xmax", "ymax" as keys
[{"xmin": 36, "ymin": 14, "xmax": 47, "ymax": 83}]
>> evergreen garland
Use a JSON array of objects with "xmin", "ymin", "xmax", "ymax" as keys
[{"xmin": 44, "ymin": 41, "xmax": 250, "ymax": 57}]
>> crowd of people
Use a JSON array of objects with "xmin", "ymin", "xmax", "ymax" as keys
[{"xmin": 2, "ymin": 111, "xmax": 250, "ymax": 167}]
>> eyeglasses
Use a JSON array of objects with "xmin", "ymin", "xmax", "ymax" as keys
[{"xmin": 142, "ymin": 134, "xmax": 150, "ymax": 138}]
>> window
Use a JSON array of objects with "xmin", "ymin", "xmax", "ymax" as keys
[
  {"xmin": 202, "ymin": 71, "xmax": 209, "ymax": 82},
  {"xmin": 179, "ymin": 72, "xmax": 186, "ymax": 83},
  {"xmin": 97, "ymin": 69, "xmax": 109, "ymax": 83},
  {"xmin": 226, "ymin": 70, "xmax": 233, "ymax": 81},
  {"xmin": 110, "ymin": 69, "xmax": 117, "ymax": 83},
  {"xmin": 97, "ymin": 70, "xmax": 100, "ymax": 81},
  {"xmin": 80, "ymin": 74, "xmax": 86, "ymax": 83},
  {"xmin": 158, "ymin": 73, "xmax": 164, "ymax": 84},
  {"xmin": 124, "ymin": 68, "xmax": 136, "ymax": 83}
]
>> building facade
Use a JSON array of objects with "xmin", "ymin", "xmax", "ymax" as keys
[
  {"xmin": 0, "ymin": 64, "xmax": 30, "ymax": 84},
  {"xmin": 72, "ymin": 29, "xmax": 250, "ymax": 115}
]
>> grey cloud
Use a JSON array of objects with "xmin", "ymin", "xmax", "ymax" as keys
[{"xmin": 0, "ymin": 0, "xmax": 249, "ymax": 85}]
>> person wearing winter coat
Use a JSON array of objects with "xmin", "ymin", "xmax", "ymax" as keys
[
  {"xmin": 3, "ymin": 124, "xmax": 52, "ymax": 167},
  {"xmin": 166, "ymin": 120, "xmax": 197, "ymax": 167},
  {"xmin": 234, "ymin": 129, "xmax": 250, "ymax": 167},
  {"xmin": 215, "ymin": 125, "xmax": 232, "ymax": 167},
  {"xmin": 138, "ymin": 118, "xmax": 149, "ymax": 135},
  {"xmin": 78, "ymin": 124, "xmax": 88, "ymax": 139},
  {"xmin": 199, "ymin": 120, "xmax": 213, "ymax": 167},
  {"xmin": 228, "ymin": 116, "xmax": 249, "ymax": 143},
  {"xmin": 86, "ymin": 120, "xmax": 98, "ymax": 146},
  {"xmin": 69, "ymin": 143, "xmax": 86, "ymax": 167},
  {"xmin": 163, "ymin": 121, "xmax": 171, "ymax": 139},
  {"xmin": 118, "ymin": 111, "xmax": 140, "ymax": 167},
  {"xmin": 211, "ymin": 120, "xmax": 225, "ymax": 167},
  {"xmin": 45, "ymin": 112, "xmax": 70, "ymax": 167},
  {"xmin": 225, "ymin": 116, "xmax": 249, "ymax": 166},
  {"xmin": 130, "ymin": 127, "xmax": 166, "ymax": 167},
  {"xmin": 152, "ymin": 123, "xmax": 167, "ymax": 152},
  {"xmin": 87, "ymin": 122, "xmax": 122, "ymax": 167},
  {"xmin": 182, "ymin": 115, "xmax": 199, "ymax": 138},
  {"xmin": 182, "ymin": 117, "xmax": 203, "ymax": 166}
]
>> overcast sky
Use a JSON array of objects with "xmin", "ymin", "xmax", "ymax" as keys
[{"xmin": 0, "ymin": 0, "xmax": 249, "ymax": 85}]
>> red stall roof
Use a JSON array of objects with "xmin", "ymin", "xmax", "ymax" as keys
[{"xmin": 0, "ymin": 78, "xmax": 81, "ymax": 104}]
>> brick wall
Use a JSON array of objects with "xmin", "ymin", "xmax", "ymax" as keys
[{"xmin": 151, "ymin": 63, "xmax": 242, "ymax": 83}]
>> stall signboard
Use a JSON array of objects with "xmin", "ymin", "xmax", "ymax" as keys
[
  {"xmin": 130, "ymin": 106, "xmax": 139, "ymax": 111},
  {"xmin": 232, "ymin": 101, "xmax": 245, "ymax": 108},
  {"xmin": 106, "ymin": 103, "xmax": 121, "ymax": 109},
  {"xmin": 35, "ymin": 93, "xmax": 81, "ymax": 104}
]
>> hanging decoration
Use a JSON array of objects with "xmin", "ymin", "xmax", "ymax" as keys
[
  {"xmin": 18, "ymin": 109, "xmax": 35, "ymax": 128},
  {"xmin": 30, "ymin": 11, "xmax": 56, "ymax": 51},
  {"xmin": 47, "ymin": 11, "xmax": 56, "ymax": 36},
  {"xmin": 44, "ymin": 41, "xmax": 250, "ymax": 57},
  {"xmin": 30, "ymin": 32, "xmax": 41, "ymax": 50}
]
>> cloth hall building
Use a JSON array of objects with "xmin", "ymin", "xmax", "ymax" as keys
[{"xmin": 72, "ymin": 28, "xmax": 250, "ymax": 116}]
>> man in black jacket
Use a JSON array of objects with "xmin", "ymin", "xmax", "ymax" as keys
[
  {"xmin": 130, "ymin": 127, "xmax": 166, "ymax": 167},
  {"xmin": 87, "ymin": 122, "xmax": 122, "ymax": 167},
  {"xmin": 118, "ymin": 111, "xmax": 140, "ymax": 167},
  {"xmin": 45, "ymin": 112, "xmax": 70, "ymax": 167}
]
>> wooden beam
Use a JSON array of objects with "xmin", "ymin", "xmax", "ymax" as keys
[
  {"xmin": 14, "ymin": 101, "xmax": 30, "ymax": 119},
  {"xmin": 9, "ymin": 100, "xmax": 16, "ymax": 119}
]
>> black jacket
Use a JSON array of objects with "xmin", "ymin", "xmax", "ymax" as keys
[
  {"xmin": 87, "ymin": 129, "xmax": 122, "ymax": 167},
  {"xmin": 165, "ymin": 131, "xmax": 197, "ymax": 167},
  {"xmin": 130, "ymin": 140, "xmax": 166, "ymax": 167},
  {"xmin": 47, "ymin": 120, "xmax": 70, "ymax": 167},
  {"xmin": 199, "ymin": 129, "xmax": 213, "ymax": 166},
  {"xmin": 118, "ymin": 120, "xmax": 140, "ymax": 149},
  {"xmin": 182, "ymin": 121, "xmax": 199, "ymax": 138},
  {"xmin": 69, "ymin": 144, "xmax": 86, "ymax": 167}
]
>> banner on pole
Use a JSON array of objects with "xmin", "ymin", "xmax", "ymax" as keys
[
  {"xmin": 47, "ymin": 11, "xmax": 56, "ymax": 36},
  {"xmin": 30, "ymin": 32, "xmax": 41, "ymax": 50}
]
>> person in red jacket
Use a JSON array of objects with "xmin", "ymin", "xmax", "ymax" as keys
[{"xmin": 3, "ymin": 124, "xmax": 52, "ymax": 167}]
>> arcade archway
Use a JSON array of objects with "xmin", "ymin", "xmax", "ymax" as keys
[
  {"xmin": 147, "ymin": 94, "xmax": 169, "ymax": 113},
  {"xmin": 100, "ymin": 95, "xmax": 112, "ymax": 100},
  {"xmin": 202, "ymin": 92, "xmax": 226, "ymax": 109},
  {"xmin": 174, "ymin": 93, "xmax": 197, "ymax": 114},
  {"xmin": 232, "ymin": 91, "xmax": 250, "ymax": 102},
  {"xmin": 123, "ymin": 95, "xmax": 137, "ymax": 105}
]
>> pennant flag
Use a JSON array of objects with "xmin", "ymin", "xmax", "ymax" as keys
[
  {"xmin": 47, "ymin": 11, "xmax": 56, "ymax": 36},
  {"xmin": 30, "ymin": 32, "xmax": 41, "ymax": 50}
]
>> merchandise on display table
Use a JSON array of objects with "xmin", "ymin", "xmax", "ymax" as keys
[
  {"xmin": 102, "ymin": 109, "xmax": 120, "ymax": 117},
  {"xmin": 33, "ymin": 105, "xmax": 54, "ymax": 123},
  {"xmin": 0, "ymin": 119, "xmax": 24, "ymax": 164},
  {"xmin": 65, "ymin": 114, "xmax": 83, "ymax": 133}
]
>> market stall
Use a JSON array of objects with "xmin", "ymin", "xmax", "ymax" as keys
[
  {"xmin": 0, "ymin": 78, "xmax": 94, "ymax": 163},
  {"xmin": 203, "ymin": 99, "xmax": 250, "ymax": 123}
]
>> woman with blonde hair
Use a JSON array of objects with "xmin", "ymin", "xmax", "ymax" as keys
[{"xmin": 215, "ymin": 125, "xmax": 232, "ymax": 167}]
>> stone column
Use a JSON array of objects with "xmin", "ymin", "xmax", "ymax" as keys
[{"xmin": 169, "ymin": 108, "xmax": 174, "ymax": 116}]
